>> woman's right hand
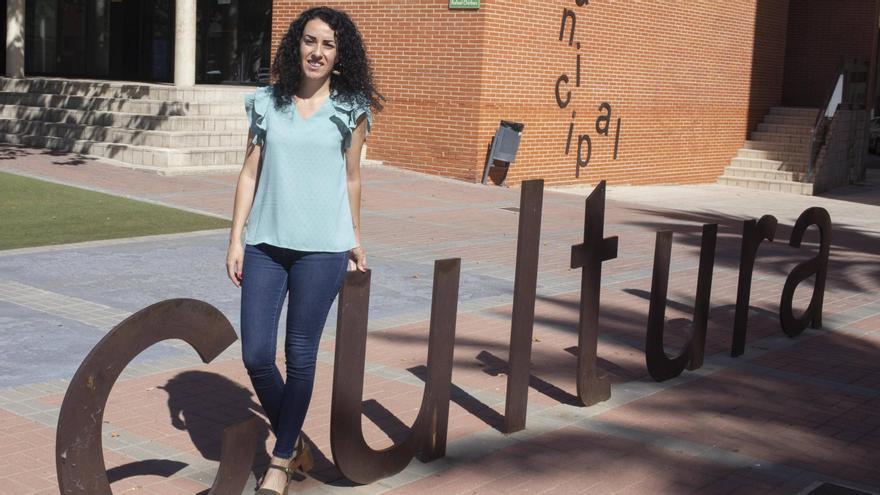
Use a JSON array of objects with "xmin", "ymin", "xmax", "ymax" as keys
[{"xmin": 226, "ymin": 242, "xmax": 244, "ymax": 287}]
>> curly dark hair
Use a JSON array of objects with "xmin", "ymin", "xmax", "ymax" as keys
[{"xmin": 270, "ymin": 7, "xmax": 383, "ymax": 112}]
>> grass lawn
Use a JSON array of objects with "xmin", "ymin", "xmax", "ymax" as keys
[{"xmin": 0, "ymin": 171, "xmax": 230, "ymax": 250}]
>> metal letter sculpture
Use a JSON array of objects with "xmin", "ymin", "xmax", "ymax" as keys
[
  {"xmin": 330, "ymin": 259, "xmax": 460, "ymax": 484},
  {"xmin": 55, "ymin": 299, "xmax": 260, "ymax": 495},
  {"xmin": 780, "ymin": 207, "xmax": 831, "ymax": 336},
  {"xmin": 570, "ymin": 181, "xmax": 617, "ymax": 406},
  {"xmin": 504, "ymin": 179, "xmax": 544, "ymax": 433},
  {"xmin": 731, "ymin": 215, "xmax": 778, "ymax": 357},
  {"xmin": 645, "ymin": 224, "xmax": 717, "ymax": 381}
]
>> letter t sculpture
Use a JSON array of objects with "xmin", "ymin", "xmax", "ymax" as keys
[{"xmin": 570, "ymin": 181, "xmax": 617, "ymax": 406}]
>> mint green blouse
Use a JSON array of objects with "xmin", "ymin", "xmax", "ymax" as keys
[{"xmin": 243, "ymin": 86, "xmax": 371, "ymax": 252}]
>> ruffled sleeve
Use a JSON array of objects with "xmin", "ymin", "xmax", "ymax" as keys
[
  {"xmin": 330, "ymin": 93, "xmax": 373, "ymax": 151},
  {"xmin": 244, "ymin": 86, "xmax": 272, "ymax": 146}
]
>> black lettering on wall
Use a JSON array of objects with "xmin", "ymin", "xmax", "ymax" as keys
[
  {"xmin": 556, "ymin": 74, "xmax": 571, "ymax": 109},
  {"xmin": 613, "ymin": 117, "xmax": 621, "ymax": 160},
  {"xmin": 559, "ymin": 9, "xmax": 577, "ymax": 46},
  {"xmin": 576, "ymin": 134, "xmax": 592, "ymax": 177},
  {"xmin": 552, "ymin": 3, "xmax": 624, "ymax": 177},
  {"xmin": 596, "ymin": 102, "xmax": 612, "ymax": 135}
]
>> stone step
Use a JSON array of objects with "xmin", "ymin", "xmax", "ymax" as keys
[
  {"xmin": 750, "ymin": 131, "xmax": 811, "ymax": 145},
  {"xmin": 0, "ymin": 76, "xmax": 254, "ymax": 103},
  {"xmin": 723, "ymin": 166, "xmax": 810, "ymax": 182},
  {"xmin": 0, "ymin": 119, "xmax": 247, "ymax": 149},
  {"xmin": 741, "ymin": 140, "xmax": 811, "ymax": 154},
  {"xmin": 730, "ymin": 157, "xmax": 784, "ymax": 171},
  {"xmin": 729, "ymin": 157, "xmax": 809, "ymax": 173},
  {"xmin": 768, "ymin": 107, "xmax": 821, "ymax": 119},
  {"xmin": 735, "ymin": 148, "xmax": 810, "ymax": 163},
  {"xmin": 0, "ymin": 91, "xmax": 245, "ymax": 117},
  {"xmin": 763, "ymin": 114, "xmax": 816, "ymax": 126},
  {"xmin": 717, "ymin": 175, "xmax": 814, "ymax": 195},
  {"xmin": 756, "ymin": 122, "xmax": 813, "ymax": 135},
  {"xmin": 0, "ymin": 132, "xmax": 245, "ymax": 172},
  {"xmin": 0, "ymin": 105, "xmax": 248, "ymax": 133}
]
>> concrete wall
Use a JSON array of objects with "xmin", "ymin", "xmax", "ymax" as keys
[{"xmin": 814, "ymin": 108, "xmax": 868, "ymax": 193}]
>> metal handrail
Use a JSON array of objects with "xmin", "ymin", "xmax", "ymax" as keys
[{"xmin": 807, "ymin": 62, "xmax": 846, "ymax": 180}]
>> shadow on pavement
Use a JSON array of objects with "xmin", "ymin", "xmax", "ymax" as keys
[
  {"xmin": 106, "ymin": 459, "xmax": 187, "ymax": 483},
  {"xmin": 159, "ymin": 370, "xmax": 270, "ymax": 486}
]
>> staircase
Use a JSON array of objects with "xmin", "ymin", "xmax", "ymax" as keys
[
  {"xmin": 0, "ymin": 77, "xmax": 253, "ymax": 175},
  {"xmin": 717, "ymin": 107, "xmax": 820, "ymax": 195}
]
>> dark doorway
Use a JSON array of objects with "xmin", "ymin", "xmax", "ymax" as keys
[
  {"xmin": 196, "ymin": 0, "xmax": 271, "ymax": 84},
  {"xmin": 109, "ymin": 0, "xmax": 173, "ymax": 82},
  {"xmin": 1, "ymin": 0, "xmax": 6, "ymax": 73},
  {"xmin": 25, "ymin": 0, "xmax": 172, "ymax": 82},
  {"xmin": 21, "ymin": 0, "xmax": 272, "ymax": 84}
]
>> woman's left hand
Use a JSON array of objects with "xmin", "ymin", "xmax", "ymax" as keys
[{"xmin": 350, "ymin": 246, "xmax": 367, "ymax": 272}]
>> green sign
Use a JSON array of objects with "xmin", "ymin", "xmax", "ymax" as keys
[{"xmin": 449, "ymin": 0, "xmax": 479, "ymax": 9}]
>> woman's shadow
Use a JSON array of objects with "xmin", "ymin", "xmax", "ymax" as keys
[{"xmin": 159, "ymin": 370, "xmax": 271, "ymax": 485}]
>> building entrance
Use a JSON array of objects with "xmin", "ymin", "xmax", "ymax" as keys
[
  {"xmin": 1, "ymin": 0, "xmax": 6, "ymax": 73},
  {"xmin": 196, "ymin": 0, "xmax": 271, "ymax": 84},
  {"xmin": 20, "ymin": 0, "xmax": 271, "ymax": 85},
  {"xmin": 108, "ymin": 0, "xmax": 173, "ymax": 82},
  {"xmin": 24, "ymin": 0, "xmax": 172, "ymax": 82}
]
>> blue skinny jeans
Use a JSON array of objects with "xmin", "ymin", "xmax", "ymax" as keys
[{"xmin": 240, "ymin": 243, "xmax": 348, "ymax": 458}]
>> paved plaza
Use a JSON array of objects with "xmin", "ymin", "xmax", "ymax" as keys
[{"xmin": 0, "ymin": 144, "xmax": 879, "ymax": 494}]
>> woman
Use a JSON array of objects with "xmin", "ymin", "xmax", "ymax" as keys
[{"xmin": 225, "ymin": 7, "xmax": 382, "ymax": 494}]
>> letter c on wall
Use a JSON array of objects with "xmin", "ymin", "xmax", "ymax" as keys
[
  {"xmin": 55, "ymin": 299, "xmax": 259, "ymax": 495},
  {"xmin": 555, "ymin": 74, "xmax": 571, "ymax": 109}
]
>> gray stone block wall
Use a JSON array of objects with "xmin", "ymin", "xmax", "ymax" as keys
[{"xmin": 814, "ymin": 109, "xmax": 868, "ymax": 194}]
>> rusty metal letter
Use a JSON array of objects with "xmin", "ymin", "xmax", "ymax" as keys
[
  {"xmin": 56, "ymin": 299, "xmax": 260, "ymax": 495},
  {"xmin": 687, "ymin": 223, "xmax": 718, "ymax": 370},
  {"xmin": 570, "ymin": 181, "xmax": 617, "ymax": 406},
  {"xmin": 330, "ymin": 259, "xmax": 460, "ymax": 484},
  {"xmin": 780, "ymin": 207, "xmax": 831, "ymax": 337},
  {"xmin": 731, "ymin": 215, "xmax": 777, "ymax": 357},
  {"xmin": 645, "ymin": 224, "xmax": 717, "ymax": 381},
  {"xmin": 504, "ymin": 179, "xmax": 544, "ymax": 433}
]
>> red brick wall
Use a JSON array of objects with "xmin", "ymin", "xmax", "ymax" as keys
[
  {"xmin": 477, "ymin": 0, "xmax": 791, "ymax": 186},
  {"xmin": 271, "ymin": 1, "xmax": 792, "ymax": 186},
  {"xmin": 782, "ymin": 0, "xmax": 876, "ymax": 108}
]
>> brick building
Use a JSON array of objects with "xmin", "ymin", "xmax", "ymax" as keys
[
  {"xmin": 271, "ymin": 0, "xmax": 877, "ymax": 189},
  {"xmin": 3, "ymin": 1, "xmax": 877, "ymax": 190}
]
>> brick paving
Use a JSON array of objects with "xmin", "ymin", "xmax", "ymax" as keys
[{"xmin": 0, "ymin": 144, "xmax": 879, "ymax": 494}]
